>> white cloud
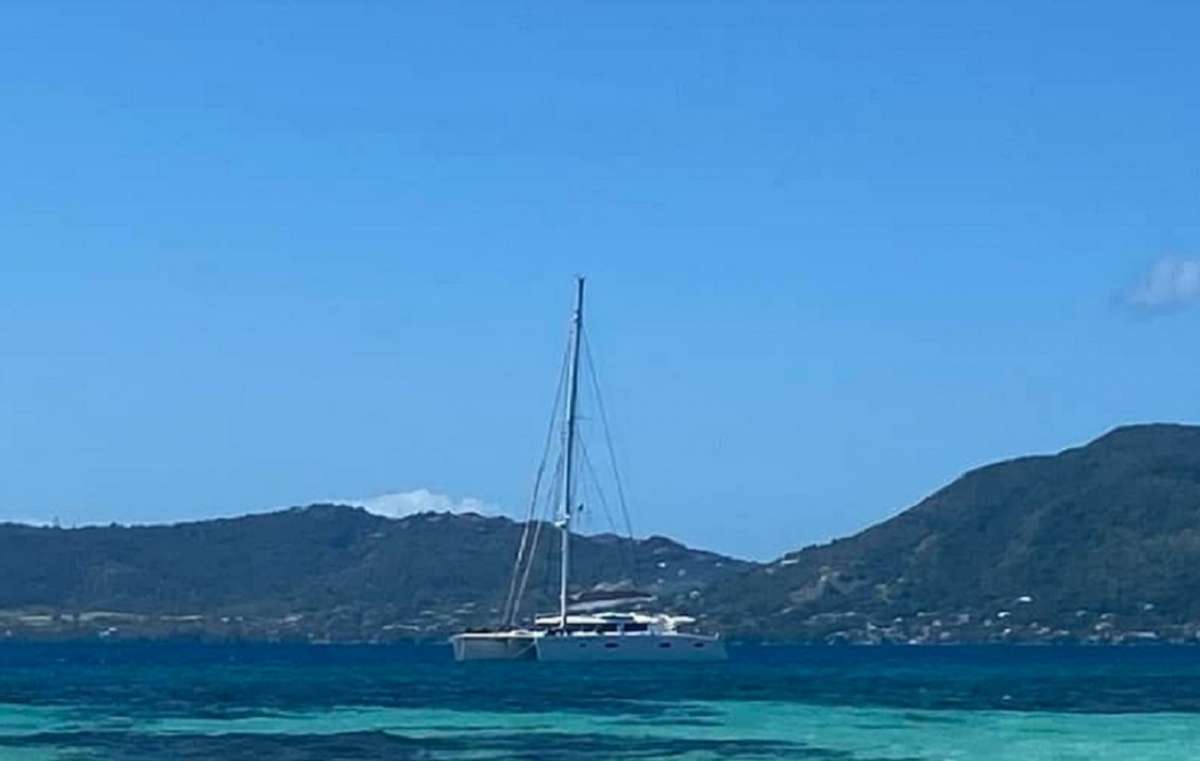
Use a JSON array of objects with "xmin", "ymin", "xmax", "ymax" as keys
[
  {"xmin": 341, "ymin": 488, "xmax": 498, "ymax": 518},
  {"xmin": 1124, "ymin": 257, "xmax": 1200, "ymax": 311}
]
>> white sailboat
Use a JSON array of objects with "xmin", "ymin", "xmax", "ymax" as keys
[{"xmin": 450, "ymin": 277, "xmax": 726, "ymax": 662}]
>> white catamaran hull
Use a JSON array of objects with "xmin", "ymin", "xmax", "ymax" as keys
[
  {"xmin": 450, "ymin": 633, "xmax": 539, "ymax": 661},
  {"xmin": 534, "ymin": 633, "xmax": 726, "ymax": 662}
]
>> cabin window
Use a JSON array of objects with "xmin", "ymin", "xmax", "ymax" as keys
[
  {"xmin": 604, "ymin": 642, "xmax": 619, "ymax": 649},
  {"xmin": 624, "ymin": 623, "xmax": 648, "ymax": 633},
  {"xmin": 693, "ymin": 642, "xmax": 705, "ymax": 648},
  {"xmin": 658, "ymin": 642, "xmax": 672, "ymax": 648},
  {"xmin": 598, "ymin": 624, "xmax": 620, "ymax": 633}
]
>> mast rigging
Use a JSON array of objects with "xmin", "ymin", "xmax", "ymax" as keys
[{"xmin": 558, "ymin": 276, "xmax": 585, "ymax": 628}]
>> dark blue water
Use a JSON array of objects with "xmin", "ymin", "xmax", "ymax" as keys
[{"xmin": 0, "ymin": 642, "xmax": 1197, "ymax": 760}]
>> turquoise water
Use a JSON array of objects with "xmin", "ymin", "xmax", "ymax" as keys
[{"xmin": 0, "ymin": 643, "xmax": 1197, "ymax": 759}]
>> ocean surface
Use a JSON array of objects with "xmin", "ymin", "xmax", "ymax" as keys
[{"xmin": 0, "ymin": 643, "xmax": 1197, "ymax": 760}]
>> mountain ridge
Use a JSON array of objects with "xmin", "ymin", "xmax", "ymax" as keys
[
  {"xmin": 3, "ymin": 423, "xmax": 1200, "ymax": 644},
  {"xmin": 700, "ymin": 423, "xmax": 1200, "ymax": 643},
  {"xmin": 0, "ymin": 504, "xmax": 751, "ymax": 641}
]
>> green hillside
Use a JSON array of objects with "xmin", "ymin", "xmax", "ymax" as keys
[
  {"xmin": 0, "ymin": 505, "xmax": 749, "ymax": 641},
  {"xmin": 702, "ymin": 424, "xmax": 1200, "ymax": 643}
]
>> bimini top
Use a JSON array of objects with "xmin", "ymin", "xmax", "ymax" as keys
[{"xmin": 533, "ymin": 611, "xmax": 696, "ymax": 629}]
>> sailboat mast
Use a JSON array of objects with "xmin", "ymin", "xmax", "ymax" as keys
[{"xmin": 559, "ymin": 276, "xmax": 585, "ymax": 628}]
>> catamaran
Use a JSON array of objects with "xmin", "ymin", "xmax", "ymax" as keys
[{"xmin": 450, "ymin": 277, "xmax": 726, "ymax": 662}]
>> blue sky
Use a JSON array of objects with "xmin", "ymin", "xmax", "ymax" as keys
[{"xmin": 1, "ymin": 1, "xmax": 1198, "ymax": 559}]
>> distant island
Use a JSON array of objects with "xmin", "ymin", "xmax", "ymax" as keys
[
  {"xmin": 2, "ymin": 423, "xmax": 1199, "ymax": 645},
  {"xmin": 0, "ymin": 504, "xmax": 749, "ymax": 642},
  {"xmin": 705, "ymin": 423, "xmax": 1200, "ymax": 644}
]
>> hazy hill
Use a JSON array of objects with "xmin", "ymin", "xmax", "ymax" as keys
[
  {"xmin": 0, "ymin": 505, "xmax": 750, "ymax": 641},
  {"xmin": 703, "ymin": 424, "xmax": 1200, "ymax": 643}
]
